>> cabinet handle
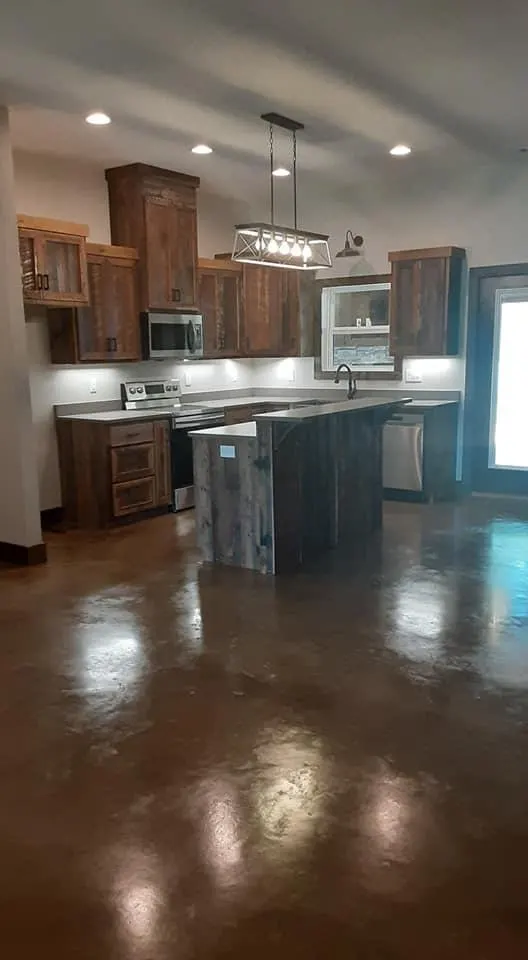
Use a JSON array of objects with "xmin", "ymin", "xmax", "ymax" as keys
[
  {"xmin": 36, "ymin": 273, "xmax": 43, "ymax": 291},
  {"xmin": 172, "ymin": 288, "xmax": 181, "ymax": 302},
  {"xmin": 43, "ymin": 274, "xmax": 50, "ymax": 291},
  {"xmin": 112, "ymin": 337, "xmax": 117, "ymax": 351}
]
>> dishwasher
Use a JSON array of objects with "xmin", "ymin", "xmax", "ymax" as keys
[{"xmin": 383, "ymin": 411, "xmax": 425, "ymax": 492}]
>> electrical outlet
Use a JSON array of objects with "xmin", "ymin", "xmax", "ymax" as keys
[
  {"xmin": 184, "ymin": 369, "xmax": 192, "ymax": 387},
  {"xmin": 405, "ymin": 368, "xmax": 422, "ymax": 384},
  {"xmin": 288, "ymin": 366, "xmax": 296, "ymax": 382},
  {"xmin": 89, "ymin": 378, "xmax": 97, "ymax": 394}
]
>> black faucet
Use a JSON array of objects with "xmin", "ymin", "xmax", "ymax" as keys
[{"xmin": 334, "ymin": 363, "xmax": 358, "ymax": 400}]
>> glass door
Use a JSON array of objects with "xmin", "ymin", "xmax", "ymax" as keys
[
  {"xmin": 489, "ymin": 294, "xmax": 528, "ymax": 473},
  {"xmin": 467, "ymin": 269, "xmax": 528, "ymax": 494}
]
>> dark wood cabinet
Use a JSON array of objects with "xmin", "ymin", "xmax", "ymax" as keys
[
  {"xmin": 105, "ymin": 163, "xmax": 200, "ymax": 312},
  {"xmin": 198, "ymin": 259, "xmax": 241, "ymax": 357},
  {"xmin": 47, "ymin": 243, "xmax": 140, "ymax": 363},
  {"xmin": 238, "ymin": 265, "xmax": 314, "ymax": 358},
  {"xmin": 57, "ymin": 416, "xmax": 172, "ymax": 528},
  {"xmin": 389, "ymin": 246, "xmax": 466, "ymax": 357},
  {"xmin": 18, "ymin": 215, "xmax": 89, "ymax": 307}
]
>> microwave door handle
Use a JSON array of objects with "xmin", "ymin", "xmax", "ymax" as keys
[{"xmin": 187, "ymin": 320, "xmax": 196, "ymax": 353}]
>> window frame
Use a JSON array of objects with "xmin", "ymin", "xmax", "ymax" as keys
[{"xmin": 314, "ymin": 274, "xmax": 403, "ymax": 382}]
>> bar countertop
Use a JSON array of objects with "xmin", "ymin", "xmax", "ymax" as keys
[
  {"xmin": 254, "ymin": 396, "xmax": 412, "ymax": 421},
  {"xmin": 190, "ymin": 422, "xmax": 257, "ymax": 440}
]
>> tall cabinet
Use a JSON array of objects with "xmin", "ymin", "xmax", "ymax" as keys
[{"xmin": 105, "ymin": 163, "xmax": 200, "ymax": 312}]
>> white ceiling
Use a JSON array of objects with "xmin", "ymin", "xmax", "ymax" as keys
[{"xmin": 2, "ymin": 0, "xmax": 528, "ymax": 214}]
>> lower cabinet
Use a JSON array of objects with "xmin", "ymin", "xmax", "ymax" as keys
[{"xmin": 56, "ymin": 416, "xmax": 172, "ymax": 528}]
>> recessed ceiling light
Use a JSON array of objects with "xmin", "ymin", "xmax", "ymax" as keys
[
  {"xmin": 272, "ymin": 167, "xmax": 290, "ymax": 177},
  {"xmin": 390, "ymin": 144, "xmax": 411, "ymax": 156},
  {"xmin": 85, "ymin": 112, "xmax": 111, "ymax": 126},
  {"xmin": 192, "ymin": 144, "xmax": 213, "ymax": 155}
]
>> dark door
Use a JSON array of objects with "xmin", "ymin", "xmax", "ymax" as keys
[{"xmin": 466, "ymin": 265, "xmax": 528, "ymax": 494}]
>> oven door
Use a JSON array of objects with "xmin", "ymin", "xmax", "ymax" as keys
[{"xmin": 142, "ymin": 314, "xmax": 204, "ymax": 360}]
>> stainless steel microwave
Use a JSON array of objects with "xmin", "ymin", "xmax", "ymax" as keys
[{"xmin": 141, "ymin": 312, "xmax": 204, "ymax": 360}]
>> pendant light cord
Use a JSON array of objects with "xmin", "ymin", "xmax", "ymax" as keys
[
  {"xmin": 269, "ymin": 122, "xmax": 275, "ymax": 227},
  {"xmin": 293, "ymin": 129, "xmax": 298, "ymax": 231}
]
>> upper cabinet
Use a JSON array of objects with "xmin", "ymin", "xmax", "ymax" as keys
[
  {"xmin": 198, "ymin": 259, "xmax": 242, "ymax": 358},
  {"xmin": 47, "ymin": 243, "xmax": 140, "ymax": 364},
  {"xmin": 389, "ymin": 246, "xmax": 466, "ymax": 357},
  {"xmin": 18, "ymin": 215, "xmax": 89, "ymax": 307},
  {"xmin": 240, "ymin": 265, "xmax": 314, "ymax": 358},
  {"xmin": 105, "ymin": 163, "xmax": 200, "ymax": 312}
]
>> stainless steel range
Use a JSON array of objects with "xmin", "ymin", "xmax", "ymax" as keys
[{"xmin": 121, "ymin": 379, "xmax": 225, "ymax": 511}]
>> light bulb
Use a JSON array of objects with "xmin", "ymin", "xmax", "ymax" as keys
[
  {"xmin": 254, "ymin": 237, "xmax": 262, "ymax": 252},
  {"xmin": 302, "ymin": 243, "xmax": 312, "ymax": 260},
  {"xmin": 279, "ymin": 239, "xmax": 290, "ymax": 255},
  {"xmin": 267, "ymin": 236, "xmax": 279, "ymax": 254},
  {"xmin": 291, "ymin": 242, "xmax": 302, "ymax": 257}
]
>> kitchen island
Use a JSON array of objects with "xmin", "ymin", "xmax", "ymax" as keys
[{"xmin": 191, "ymin": 397, "xmax": 408, "ymax": 574}]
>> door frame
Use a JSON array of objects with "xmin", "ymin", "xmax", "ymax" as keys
[{"xmin": 465, "ymin": 262, "xmax": 528, "ymax": 491}]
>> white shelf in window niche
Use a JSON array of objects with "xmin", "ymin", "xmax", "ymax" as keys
[{"xmin": 321, "ymin": 280, "xmax": 393, "ymax": 373}]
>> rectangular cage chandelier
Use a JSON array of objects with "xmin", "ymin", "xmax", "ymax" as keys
[{"xmin": 232, "ymin": 113, "xmax": 332, "ymax": 271}]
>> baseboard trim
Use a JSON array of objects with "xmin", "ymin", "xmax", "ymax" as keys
[
  {"xmin": 0, "ymin": 541, "xmax": 47, "ymax": 566},
  {"xmin": 41, "ymin": 507, "xmax": 64, "ymax": 530}
]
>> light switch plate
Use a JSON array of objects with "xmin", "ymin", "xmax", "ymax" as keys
[
  {"xmin": 405, "ymin": 368, "xmax": 422, "ymax": 383},
  {"xmin": 89, "ymin": 378, "xmax": 97, "ymax": 394}
]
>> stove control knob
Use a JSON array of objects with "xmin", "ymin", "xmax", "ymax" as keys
[
  {"xmin": 166, "ymin": 385, "xmax": 172, "ymax": 392},
  {"xmin": 136, "ymin": 386, "xmax": 144, "ymax": 394},
  {"xmin": 129, "ymin": 387, "xmax": 136, "ymax": 395}
]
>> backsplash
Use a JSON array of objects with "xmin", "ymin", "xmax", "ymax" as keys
[{"xmin": 251, "ymin": 356, "xmax": 466, "ymax": 393}]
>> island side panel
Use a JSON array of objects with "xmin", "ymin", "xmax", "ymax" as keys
[
  {"xmin": 334, "ymin": 410, "xmax": 384, "ymax": 543},
  {"xmin": 254, "ymin": 422, "xmax": 275, "ymax": 574},
  {"xmin": 192, "ymin": 436, "xmax": 214, "ymax": 562},
  {"xmin": 193, "ymin": 434, "xmax": 265, "ymax": 571},
  {"xmin": 271, "ymin": 418, "xmax": 338, "ymax": 574}
]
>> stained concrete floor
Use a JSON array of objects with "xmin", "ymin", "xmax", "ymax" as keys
[{"xmin": 1, "ymin": 498, "xmax": 528, "ymax": 957}]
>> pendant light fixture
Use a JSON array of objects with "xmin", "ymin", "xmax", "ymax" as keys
[
  {"xmin": 335, "ymin": 230, "xmax": 364, "ymax": 259},
  {"xmin": 232, "ymin": 113, "xmax": 331, "ymax": 270}
]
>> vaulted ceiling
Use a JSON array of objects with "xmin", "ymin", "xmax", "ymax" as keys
[{"xmin": 1, "ymin": 0, "xmax": 528, "ymax": 218}]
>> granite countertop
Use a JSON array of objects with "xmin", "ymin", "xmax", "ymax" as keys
[
  {"xmin": 190, "ymin": 422, "xmax": 257, "ymax": 440},
  {"xmin": 56, "ymin": 396, "xmax": 320, "ymax": 424},
  {"xmin": 254, "ymin": 397, "xmax": 412, "ymax": 422}
]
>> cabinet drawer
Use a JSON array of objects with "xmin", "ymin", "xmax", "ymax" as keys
[
  {"xmin": 110, "ymin": 442, "xmax": 155, "ymax": 483},
  {"xmin": 110, "ymin": 421, "xmax": 154, "ymax": 447},
  {"xmin": 112, "ymin": 477, "xmax": 156, "ymax": 517}
]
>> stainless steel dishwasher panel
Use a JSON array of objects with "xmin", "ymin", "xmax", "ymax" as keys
[{"xmin": 383, "ymin": 414, "xmax": 425, "ymax": 491}]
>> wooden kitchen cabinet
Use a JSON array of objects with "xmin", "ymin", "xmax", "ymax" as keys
[
  {"xmin": 389, "ymin": 246, "xmax": 466, "ymax": 357},
  {"xmin": 57, "ymin": 416, "xmax": 172, "ymax": 528},
  {"xmin": 224, "ymin": 263, "xmax": 314, "ymax": 358},
  {"xmin": 105, "ymin": 163, "xmax": 200, "ymax": 311},
  {"xmin": 18, "ymin": 215, "xmax": 89, "ymax": 307},
  {"xmin": 47, "ymin": 243, "xmax": 140, "ymax": 363},
  {"xmin": 198, "ymin": 258, "xmax": 242, "ymax": 357}
]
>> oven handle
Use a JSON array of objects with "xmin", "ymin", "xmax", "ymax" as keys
[
  {"xmin": 186, "ymin": 321, "xmax": 196, "ymax": 353},
  {"xmin": 171, "ymin": 417, "xmax": 225, "ymax": 431}
]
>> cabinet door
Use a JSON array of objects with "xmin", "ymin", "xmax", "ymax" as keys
[
  {"xmin": 39, "ymin": 233, "xmax": 89, "ymax": 304},
  {"xmin": 199, "ymin": 268, "xmax": 241, "ymax": 357},
  {"xmin": 168, "ymin": 204, "xmax": 197, "ymax": 309},
  {"xmin": 144, "ymin": 197, "xmax": 197, "ymax": 310},
  {"xmin": 154, "ymin": 420, "xmax": 172, "ymax": 505},
  {"xmin": 389, "ymin": 259, "xmax": 417, "ymax": 355},
  {"xmin": 241, "ymin": 266, "xmax": 278, "ymax": 356},
  {"xmin": 416, "ymin": 257, "xmax": 448, "ymax": 355},
  {"xmin": 199, "ymin": 271, "xmax": 218, "ymax": 356},
  {"xmin": 18, "ymin": 231, "xmax": 42, "ymax": 302},
  {"xmin": 144, "ymin": 197, "xmax": 173, "ymax": 309},
  {"xmin": 105, "ymin": 257, "xmax": 140, "ymax": 360},
  {"xmin": 277, "ymin": 271, "xmax": 300, "ymax": 356},
  {"xmin": 110, "ymin": 443, "xmax": 155, "ymax": 483},
  {"xmin": 76, "ymin": 256, "xmax": 114, "ymax": 361},
  {"xmin": 112, "ymin": 477, "xmax": 156, "ymax": 517}
]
